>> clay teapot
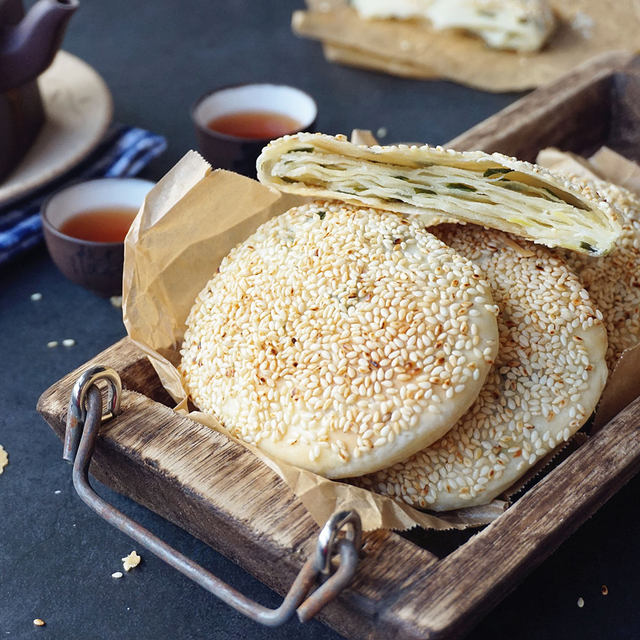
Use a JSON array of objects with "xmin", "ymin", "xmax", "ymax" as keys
[{"xmin": 0, "ymin": 0, "xmax": 78, "ymax": 182}]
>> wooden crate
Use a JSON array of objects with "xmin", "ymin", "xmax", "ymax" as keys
[{"xmin": 38, "ymin": 52, "xmax": 640, "ymax": 640}]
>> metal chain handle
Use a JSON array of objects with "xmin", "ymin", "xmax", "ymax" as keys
[{"xmin": 64, "ymin": 366, "xmax": 361, "ymax": 627}]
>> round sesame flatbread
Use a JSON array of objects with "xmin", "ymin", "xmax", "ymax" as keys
[
  {"xmin": 356, "ymin": 225, "xmax": 608, "ymax": 510},
  {"xmin": 180, "ymin": 202, "xmax": 499, "ymax": 478},
  {"xmin": 559, "ymin": 181, "xmax": 640, "ymax": 371}
]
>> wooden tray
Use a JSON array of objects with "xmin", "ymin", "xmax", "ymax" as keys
[{"xmin": 38, "ymin": 52, "xmax": 640, "ymax": 640}]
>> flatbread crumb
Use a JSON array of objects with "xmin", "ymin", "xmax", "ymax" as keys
[
  {"xmin": 0, "ymin": 445, "xmax": 8, "ymax": 474},
  {"xmin": 122, "ymin": 551, "xmax": 141, "ymax": 571}
]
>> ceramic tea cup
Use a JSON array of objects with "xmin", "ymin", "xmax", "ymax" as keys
[
  {"xmin": 42, "ymin": 177, "xmax": 154, "ymax": 297},
  {"xmin": 191, "ymin": 83, "xmax": 317, "ymax": 178}
]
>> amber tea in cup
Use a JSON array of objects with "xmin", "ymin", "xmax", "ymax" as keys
[
  {"xmin": 42, "ymin": 178, "xmax": 154, "ymax": 296},
  {"xmin": 207, "ymin": 110, "xmax": 302, "ymax": 140},
  {"xmin": 59, "ymin": 206, "xmax": 138, "ymax": 243},
  {"xmin": 192, "ymin": 83, "xmax": 317, "ymax": 177}
]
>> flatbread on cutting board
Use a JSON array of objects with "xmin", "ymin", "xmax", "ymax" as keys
[{"xmin": 294, "ymin": 0, "xmax": 639, "ymax": 91}]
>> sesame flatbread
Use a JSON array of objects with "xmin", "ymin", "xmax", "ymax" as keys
[
  {"xmin": 257, "ymin": 133, "xmax": 621, "ymax": 256},
  {"xmin": 559, "ymin": 181, "xmax": 640, "ymax": 370},
  {"xmin": 534, "ymin": 150, "xmax": 640, "ymax": 370},
  {"xmin": 351, "ymin": 0, "xmax": 556, "ymax": 52},
  {"xmin": 180, "ymin": 202, "xmax": 499, "ymax": 478},
  {"xmin": 355, "ymin": 225, "xmax": 608, "ymax": 510}
]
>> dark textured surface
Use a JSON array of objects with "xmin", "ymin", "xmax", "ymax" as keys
[{"xmin": 1, "ymin": 1, "xmax": 638, "ymax": 639}]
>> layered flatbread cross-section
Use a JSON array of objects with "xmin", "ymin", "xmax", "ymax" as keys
[
  {"xmin": 351, "ymin": 0, "xmax": 556, "ymax": 52},
  {"xmin": 257, "ymin": 133, "xmax": 621, "ymax": 256}
]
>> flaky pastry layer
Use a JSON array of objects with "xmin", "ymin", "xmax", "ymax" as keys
[{"xmin": 257, "ymin": 133, "xmax": 622, "ymax": 256}]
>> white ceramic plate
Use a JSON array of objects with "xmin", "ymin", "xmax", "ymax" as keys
[{"xmin": 0, "ymin": 51, "xmax": 113, "ymax": 208}]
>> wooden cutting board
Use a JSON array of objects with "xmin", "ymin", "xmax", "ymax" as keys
[{"xmin": 38, "ymin": 52, "xmax": 640, "ymax": 640}]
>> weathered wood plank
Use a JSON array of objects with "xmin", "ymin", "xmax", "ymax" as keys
[
  {"xmin": 384, "ymin": 395, "xmax": 640, "ymax": 639},
  {"xmin": 448, "ymin": 51, "xmax": 634, "ymax": 158},
  {"xmin": 37, "ymin": 337, "xmax": 440, "ymax": 640}
]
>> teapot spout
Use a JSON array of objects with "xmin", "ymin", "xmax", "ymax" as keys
[{"xmin": 0, "ymin": 0, "xmax": 79, "ymax": 92}]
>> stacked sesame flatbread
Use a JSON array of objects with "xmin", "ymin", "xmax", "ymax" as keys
[
  {"xmin": 180, "ymin": 133, "xmax": 623, "ymax": 513},
  {"xmin": 533, "ymin": 157, "xmax": 640, "ymax": 371},
  {"xmin": 356, "ymin": 225, "xmax": 607, "ymax": 510},
  {"xmin": 557, "ymin": 181, "xmax": 640, "ymax": 371}
]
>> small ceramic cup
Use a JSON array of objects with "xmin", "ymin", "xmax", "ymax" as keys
[
  {"xmin": 191, "ymin": 83, "xmax": 317, "ymax": 178},
  {"xmin": 42, "ymin": 177, "xmax": 154, "ymax": 297}
]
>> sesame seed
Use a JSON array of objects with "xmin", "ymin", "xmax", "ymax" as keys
[
  {"xmin": 62, "ymin": 339, "xmax": 76, "ymax": 347},
  {"xmin": 577, "ymin": 597, "xmax": 585, "ymax": 608},
  {"xmin": 47, "ymin": 341, "xmax": 58, "ymax": 348},
  {"xmin": 30, "ymin": 292, "xmax": 42, "ymax": 301},
  {"xmin": 33, "ymin": 619, "xmax": 45, "ymax": 627}
]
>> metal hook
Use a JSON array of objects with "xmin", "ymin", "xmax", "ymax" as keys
[
  {"xmin": 63, "ymin": 365, "xmax": 121, "ymax": 463},
  {"xmin": 315, "ymin": 509, "xmax": 363, "ymax": 575},
  {"xmin": 63, "ymin": 367, "xmax": 361, "ymax": 627}
]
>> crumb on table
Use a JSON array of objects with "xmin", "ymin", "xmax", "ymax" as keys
[
  {"xmin": 0, "ymin": 445, "xmax": 8, "ymax": 474},
  {"xmin": 122, "ymin": 550, "xmax": 141, "ymax": 572}
]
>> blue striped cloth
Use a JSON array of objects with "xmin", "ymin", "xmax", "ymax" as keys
[{"xmin": 0, "ymin": 124, "xmax": 167, "ymax": 267}]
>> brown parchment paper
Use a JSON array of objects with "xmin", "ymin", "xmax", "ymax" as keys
[
  {"xmin": 322, "ymin": 42, "xmax": 439, "ymax": 80},
  {"xmin": 293, "ymin": 0, "xmax": 640, "ymax": 92},
  {"xmin": 590, "ymin": 146, "xmax": 640, "ymax": 196},
  {"xmin": 121, "ymin": 151, "xmax": 506, "ymax": 532},
  {"xmin": 592, "ymin": 344, "xmax": 640, "ymax": 431},
  {"xmin": 535, "ymin": 148, "xmax": 603, "ymax": 182}
]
